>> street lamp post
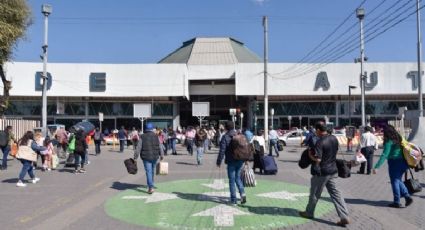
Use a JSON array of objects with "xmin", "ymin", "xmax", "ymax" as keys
[
  {"xmin": 240, "ymin": 112, "xmax": 244, "ymax": 130},
  {"xmin": 41, "ymin": 4, "xmax": 52, "ymax": 137},
  {"xmin": 288, "ymin": 116, "xmax": 292, "ymax": 130},
  {"xmin": 270, "ymin": 108, "xmax": 274, "ymax": 129},
  {"xmin": 348, "ymin": 85, "xmax": 357, "ymax": 126},
  {"xmin": 263, "ymin": 16, "xmax": 269, "ymax": 143},
  {"xmin": 416, "ymin": 0, "xmax": 423, "ymax": 117},
  {"xmin": 356, "ymin": 8, "xmax": 367, "ymax": 127}
]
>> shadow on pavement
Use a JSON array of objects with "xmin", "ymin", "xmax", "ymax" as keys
[
  {"xmin": 278, "ymin": 160, "xmax": 299, "ymax": 163},
  {"xmin": 58, "ymin": 168, "xmax": 76, "ymax": 173},
  {"xmin": 111, "ymin": 181, "xmax": 146, "ymax": 191},
  {"xmin": 243, "ymin": 206, "xmax": 299, "ymax": 216},
  {"xmin": 345, "ymin": 198, "xmax": 389, "ymax": 207},
  {"xmin": 175, "ymin": 161, "xmax": 198, "ymax": 166},
  {"xmin": 173, "ymin": 192, "xmax": 228, "ymax": 204},
  {"xmin": 2, "ymin": 178, "xmax": 18, "ymax": 183}
]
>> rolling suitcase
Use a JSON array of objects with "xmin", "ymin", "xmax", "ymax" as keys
[{"xmin": 262, "ymin": 155, "xmax": 278, "ymax": 175}]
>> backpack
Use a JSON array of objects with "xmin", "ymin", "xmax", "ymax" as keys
[
  {"xmin": 230, "ymin": 134, "xmax": 252, "ymax": 161},
  {"xmin": 0, "ymin": 131, "xmax": 8, "ymax": 147},
  {"xmin": 401, "ymin": 139, "xmax": 423, "ymax": 168}
]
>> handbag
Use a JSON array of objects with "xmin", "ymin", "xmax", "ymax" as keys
[
  {"xmin": 124, "ymin": 158, "xmax": 138, "ymax": 175},
  {"xmin": 336, "ymin": 159, "xmax": 351, "ymax": 178},
  {"xmin": 156, "ymin": 161, "xmax": 168, "ymax": 175},
  {"xmin": 404, "ymin": 168, "xmax": 422, "ymax": 194},
  {"xmin": 241, "ymin": 163, "xmax": 256, "ymax": 187},
  {"xmin": 16, "ymin": 141, "xmax": 37, "ymax": 162},
  {"xmin": 351, "ymin": 152, "xmax": 367, "ymax": 166},
  {"xmin": 9, "ymin": 143, "xmax": 18, "ymax": 158},
  {"xmin": 298, "ymin": 148, "xmax": 312, "ymax": 169}
]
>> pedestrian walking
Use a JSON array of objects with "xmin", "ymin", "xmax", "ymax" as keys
[
  {"xmin": 73, "ymin": 130, "xmax": 88, "ymax": 174},
  {"xmin": 372, "ymin": 125, "xmax": 413, "ymax": 208},
  {"xmin": 299, "ymin": 121, "xmax": 350, "ymax": 227},
  {"xmin": 167, "ymin": 126, "xmax": 177, "ymax": 155},
  {"xmin": 93, "ymin": 127, "xmax": 104, "ymax": 155},
  {"xmin": 195, "ymin": 128, "xmax": 207, "ymax": 165},
  {"xmin": 268, "ymin": 126, "xmax": 280, "ymax": 157},
  {"xmin": 251, "ymin": 130, "xmax": 265, "ymax": 173},
  {"xmin": 134, "ymin": 122, "xmax": 164, "ymax": 194},
  {"xmin": 216, "ymin": 121, "xmax": 247, "ymax": 205},
  {"xmin": 118, "ymin": 126, "xmax": 127, "ymax": 152},
  {"xmin": 0, "ymin": 125, "xmax": 16, "ymax": 170},
  {"xmin": 356, "ymin": 126, "xmax": 378, "ymax": 175},
  {"xmin": 15, "ymin": 131, "xmax": 46, "ymax": 187},
  {"xmin": 185, "ymin": 126, "xmax": 196, "ymax": 156},
  {"xmin": 129, "ymin": 127, "xmax": 139, "ymax": 150},
  {"xmin": 42, "ymin": 136, "xmax": 54, "ymax": 171},
  {"xmin": 55, "ymin": 127, "xmax": 68, "ymax": 156}
]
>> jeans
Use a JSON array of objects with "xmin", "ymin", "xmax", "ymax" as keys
[
  {"xmin": 269, "ymin": 139, "xmax": 279, "ymax": 156},
  {"xmin": 203, "ymin": 139, "xmax": 209, "ymax": 153},
  {"xmin": 388, "ymin": 158, "xmax": 411, "ymax": 204},
  {"xmin": 143, "ymin": 159, "xmax": 158, "ymax": 189},
  {"xmin": 19, "ymin": 159, "xmax": 35, "ymax": 181},
  {"xmin": 1, "ymin": 145, "xmax": 10, "ymax": 169},
  {"xmin": 196, "ymin": 147, "xmax": 204, "ymax": 165},
  {"xmin": 94, "ymin": 140, "xmax": 101, "ymax": 155},
  {"xmin": 74, "ymin": 153, "xmax": 86, "ymax": 170},
  {"xmin": 306, "ymin": 174, "xmax": 349, "ymax": 220},
  {"xmin": 227, "ymin": 160, "xmax": 245, "ymax": 203},
  {"xmin": 119, "ymin": 140, "xmax": 126, "ymax": 152},
  {"xmin": 168, "ymin": 138, "xmax": 176, "ymax": 154},
  {"xmin": 186, "ymin": 139, "xmax": 194, "ymax": 155},
  {"xmin": 359, "ymin": 146, "xmax": 374, "ymax": 174}
]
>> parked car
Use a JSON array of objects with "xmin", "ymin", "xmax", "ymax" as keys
[{"xmin": 104, "ymin": 134, "xmax": 120, "ymax": 145}]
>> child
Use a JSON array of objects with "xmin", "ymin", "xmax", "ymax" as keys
[{"xmin": 42, "ymin": 136, "xmax": 54, "ymax": 171}]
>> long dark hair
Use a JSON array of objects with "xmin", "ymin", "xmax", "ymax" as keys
[
  {"xmin": 383, "ymin": 125, "xmax": 402, "ymax": 146},
  {"xmin": 18, "ymin": 131, "xmax": 34, "ymax": 146}
]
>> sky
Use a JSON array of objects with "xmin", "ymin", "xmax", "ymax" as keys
[{"xmin": 12, "ymin": 0, "xmax": 424, "ymax": 64}]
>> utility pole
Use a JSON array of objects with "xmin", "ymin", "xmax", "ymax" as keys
[
  {"xmin": 417, "ymin": 0, "xmax": 423, "ymax": 116},
  {"xmin": 356, "ymin": 8, "xmax": 366, "ymax": 127},
  {"xmin": 263, "ymin": 16, "xmax": 269, "ymax": 142},
  {"xmin": 41, "ymin": 4, "xmax": 52, "ymax": 137}
]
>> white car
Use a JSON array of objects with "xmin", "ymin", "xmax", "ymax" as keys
[{"xmin": 278, "ymin": 130, "xmax": 303, "ymax": 146}]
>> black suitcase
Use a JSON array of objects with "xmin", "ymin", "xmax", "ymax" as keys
[
  {"xmin": 262, "ymin": 155, "xmax": 278, "ymax": 175},
  {"xmin": 64, "ymin": 153, "xmax": 75, "ymax": 167},
  {"xmin": 71, "ymin": 121, "xmax": 95, "ymax": 135},
  {"xmin": 124, "ymin": 158, "xmax": 138, "ymax": 174}
]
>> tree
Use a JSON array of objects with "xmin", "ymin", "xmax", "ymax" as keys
[{"xmin": 0, "ymin": 0, "xmax": 32, "ymax": 116}]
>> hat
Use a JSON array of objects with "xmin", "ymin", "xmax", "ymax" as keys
[{"xmin": 145, "ymin": 122, "xmax": 154, "ymax": 131}]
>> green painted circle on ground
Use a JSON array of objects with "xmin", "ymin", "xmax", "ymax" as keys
[{"xmin": 105, "ymin": 179, "xmax": 334, "ymax": 229}]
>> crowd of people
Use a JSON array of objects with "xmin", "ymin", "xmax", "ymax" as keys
[{"xmin": 1, "ymin": 120, "xmax": 423, "ymax": 228}]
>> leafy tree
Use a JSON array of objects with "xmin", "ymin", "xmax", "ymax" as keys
[{"xmin": 0, "ymin": 0, "xmax": 32, "ymax": 116}]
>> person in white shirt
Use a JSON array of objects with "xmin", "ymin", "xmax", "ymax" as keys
[
  {"xmin": 356, "ymin": 126, "xmax": 378, "ymax": 175},
  {"xmin": 268, "ymin": 126, "xmax": 280, "ymax": 157},
  {"xmin": 251, "ymin": 130, "xmax": 266, "ymax": 173}
]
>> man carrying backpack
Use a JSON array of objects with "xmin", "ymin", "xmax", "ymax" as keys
[
  {"xmin": 216, "ymin": 121, "xmax": 247, "ymax": 206},
  {"xmin": 1, "ymin": 126, "xmax": 16, "ymax": 170}
]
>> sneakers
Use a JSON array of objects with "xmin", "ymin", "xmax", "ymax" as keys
[
  {"xmin": 31, "ymin": 177, "xmax": 40, "ymax": 184},
  {"xmin": 336, "ymin": 218, "xmax": 350, "ymax": 227},
  {"xmin": 16, "ymin": 181, "xmax": 26, "ymax": 187},
  {"xmin": 298, "ymin": 211, "xmax": 314, "ymax": 219},
  {"xmin": 147, "ymin": 188, "xmax": 155, "ymax": 194},
  {"xmin": 405, "ymin": 197, "xmax": 413, "ymax": 207},
  {"xmin": 78, "ymin": 169, "xmax": 86, "ymax": 173},
  {"xmin": 241, "ymin": 195, "xmax": 247, "ymax": 204}
]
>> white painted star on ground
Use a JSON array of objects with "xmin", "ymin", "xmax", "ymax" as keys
[
  {"xmin": 256, "ymin": 191, "xmax": 309, "ymax": 201},
  {"xmin": 121, "ymin": 192, "xmax": 178, "ymax": 203},
  {"xmin": 192, "ymin": 204, "xmax": 250, "ymax": 227},
  {"xmin": 201, "ymin": 179, "xmax": 228, "ymax": 190}
]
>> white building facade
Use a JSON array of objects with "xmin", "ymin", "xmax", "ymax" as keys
[{"xmin": 3, "ymin": 37, "xmax": 423, "ymax": 130}]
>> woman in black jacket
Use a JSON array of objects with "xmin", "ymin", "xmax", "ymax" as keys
[{"xmin": 74, "ymin": 130, "xmax": 88, "ymax": 174}]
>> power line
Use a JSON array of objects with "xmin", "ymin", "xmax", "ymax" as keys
[
  {"xmin": 271, "ymin": 0, "xmax": 419, "ymax": 80},
  {"xmin": 277, "ymin": 0, "xmax": 411, "ymax": 79}
]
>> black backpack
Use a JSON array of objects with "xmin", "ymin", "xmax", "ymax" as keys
[
  {"xmin": 0, "ymin": 131, "xmax": 8, "ymax": 147},
  {"xmin": 230, "ymin": 134, "xmax": 252, "ymax": 161}
]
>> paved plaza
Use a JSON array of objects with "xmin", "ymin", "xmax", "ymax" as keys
[{"xmin": 0, "ymin": 144, "xmax": 424, "ymax": 230}]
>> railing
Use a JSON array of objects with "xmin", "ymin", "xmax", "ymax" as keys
[{"xmin": 0, "ymin": 119, "xmax": 40, "ymax": 140}]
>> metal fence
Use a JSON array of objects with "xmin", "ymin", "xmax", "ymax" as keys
[{"xmin": 0, "ymin": 119, "xmax": 40, "ymax": 140}]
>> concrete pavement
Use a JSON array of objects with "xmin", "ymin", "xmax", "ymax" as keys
[{"xmin": 0, "ymin": 143, "xmax": 424, "ymax": 230}]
